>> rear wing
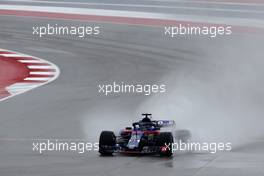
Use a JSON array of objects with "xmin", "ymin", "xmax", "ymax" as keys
[{"xmin": 155, "ymin": 120, "xmax": 175, "ymax": 128}]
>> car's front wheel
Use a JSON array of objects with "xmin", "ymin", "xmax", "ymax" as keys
[{"xmin": 99, "ymin": 131, "xmax": 116, "ymax": 156}]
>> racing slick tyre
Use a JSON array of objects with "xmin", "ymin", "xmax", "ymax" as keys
[
  {"xmin": 99, "ymin": 131, "xmax": 116, "ymax": 156},
  {"xmin": 158, "ymin": 132, "xmax": 174, "ymax": 157}
]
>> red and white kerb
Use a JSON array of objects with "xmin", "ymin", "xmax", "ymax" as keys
[{"xmin": 0, "ymin": 48, "xmax": 59, "ymax": 101}]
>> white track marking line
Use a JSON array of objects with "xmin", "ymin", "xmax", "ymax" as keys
[
  {"xmin": 27, "ymin": 65, "xmax": 53, "ymax": 69},
  {"xmin": 4, "ymin": 0, "xmax": 264, "ymax": 7},
  {"xmin": 0, "ymin": 53, "xmax": 31, "ymax": 57},
  {"xmin": 24, "ymin": 77, "xmax": 51, "ymax": 81},
  {"xmin": 18, "ymin": 60, "xmax": 42, "ymax": 63},
  {"xmin": 0, "ymin": 5, "xmax": 264, "ymax": 28},
  {"xmin": 0, "ymin": 5, "xmax": 175, "ymax": 19},
  {"xmin": 29, "ymin": 72, "xmax": 54, "ymax": 75},
  {"xmin": 6, "ymin": 83, "xmax": 39, "ymax": 94},
  {"xmin": 191, "ymin": 0, "xmax": 264, "ymax": 6},
  {"xmin": 0, "ymin": 4, "xmax": 263, "ymax": 15},
  {"xmin": 151, "ymin": 0, "xmax": 264, "ymax": 6}
]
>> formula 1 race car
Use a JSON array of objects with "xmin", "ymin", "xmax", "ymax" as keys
[{"xmin": 99, "ymin": 113, "xmax": 178, "ymax": 157}]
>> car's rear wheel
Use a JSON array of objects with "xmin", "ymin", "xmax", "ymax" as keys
[
  {"xmin": 99, "ymin": 131, "xmax": 116, "ymax": 156},
  {"xmin": 158, "ymin": 132, "xmax": 174, "ymax": 157}
]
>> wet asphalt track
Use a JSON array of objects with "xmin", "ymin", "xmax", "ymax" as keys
[{"xmin": 0, "ymin": 0, "xmax": 264, "ymax": 176}]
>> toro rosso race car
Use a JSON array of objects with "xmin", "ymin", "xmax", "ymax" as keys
[{"xmin": 99, "ymin": 113, "xmax": 188, "ymax": 157}]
